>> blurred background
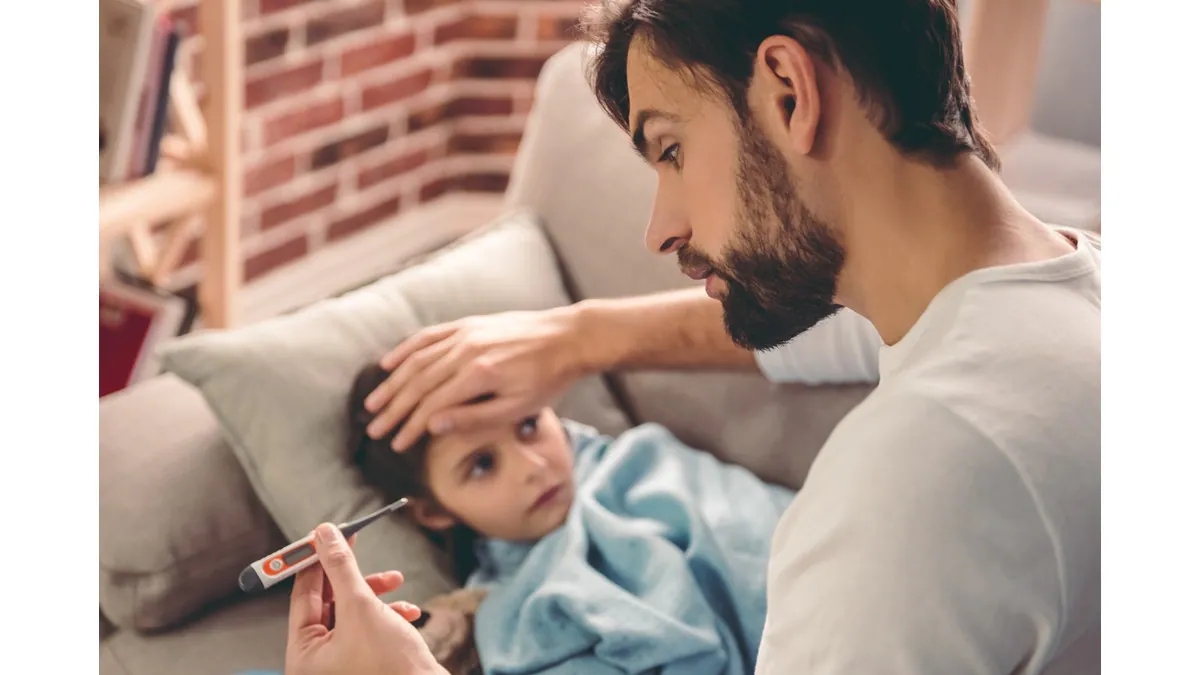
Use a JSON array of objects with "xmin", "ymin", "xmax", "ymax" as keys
[{"xmin": 99, "ymin": 0, "xmax": 1100, "ymax": 397}]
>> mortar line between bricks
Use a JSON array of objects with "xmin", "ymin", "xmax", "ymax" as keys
[
  {"xmin": 243, "ymin": 212, "xmax": 317, "ymax": 257},
  {"xmin": 244, "ymin": 124, "xmax": 453, "ymax": 212},
  {"xmin": 246, "ymin": 52, "xmax": 445, "ymax": 121},
  {"xmin": 248, "ymin": 74, "xmax": 530, "ymax": 165}
]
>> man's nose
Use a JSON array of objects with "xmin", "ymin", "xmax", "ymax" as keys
[{"xmin": 644, "ymin": 191, "xmax": 689, "ymax": 255}]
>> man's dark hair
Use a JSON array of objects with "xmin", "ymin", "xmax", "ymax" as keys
[{"xmin": 583, "ymin": 0, "xmax": 1000, "ymax": 171}]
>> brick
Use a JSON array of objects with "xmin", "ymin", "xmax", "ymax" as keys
[
  {"xmin": 305, "ymin": 1, "xmax": 387, "ymax": 45},
  {"xmin": 262, "ymin": 97, "xmax": 344, "ymax": 146},
  {"xmin": 445, "ymin": 95, "xmax": 513, "ymax": 118},
  {"xmin": 357, "ymin": 148, "xmax": 427, "ymax": 189},
  {"xmin": 537, "ymin": 15, "xmax": 580, "ymax": 42},
  {"xmin": 434, "ymin": 15, "xmax": 518, "ymax": 44},
  {"xmin": 340, "ymin": 32, "xmax": 417, "ymax": 77},
  {"xmin": 260, "ymin": 182, "xmax": 339, "ymax": 230},
  {"xmin": 326, "ymin": 197, "xmax": 402, "ymax": 242},
  {"xmin": 169, "ymin": 3, "xmax": 199, "ymax": 38},
  {"xmin": 246, "ymin": 27, "xmax": 290, "ymax": 66},
  {"xmin": 447, "ymin": 130, "xmax": 523, "ymax": 155},
  {"xmin": 514, "ymin": 90, "xmax": 534, "ymax": 114},
  {"xmin": 245, "ymin": 236, "xmax": 309, "ymax": 282},
  {"xmin": 311, "ymin": 125, "xmax": 390, "ymax": 169},
  {"xmin": 406, "ymin": 101, "xmax": 447, "ymax": 132},
  {"xmin": 451, "ymin": 56, "xmax": 546, "ymax": 80},
  {"xmin": 245, "ymin": 58, "xmax": 325, "ymax": 109},
  {"xmin": 403, "ymin": 0, "xmax": 458, "ymax": 13},
  {"xmin": 418, "ymin": 175, "xmax": 455, "ymax": 202},
  {"xmin": 360, "ymin": 68, "xmax": 434, "ymax": 110},
  {"xmin": 457, "ymin": 172, "xmax": 510, "ymax": 193},
  {"xmin": 244, "ymin": 155, "xmax": 297, "ymax": 196},
  {"xmin": 260, "ymin": 0, "xmax": 328, "ymax": 15},
  {"xmin": 407, "ymin": 95, "xmax": 512, "ymax": 132}
]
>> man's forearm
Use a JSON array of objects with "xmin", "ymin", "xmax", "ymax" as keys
[{"xmin": 567, "ymin": 288, "xmax": 758, "ymax": 374}]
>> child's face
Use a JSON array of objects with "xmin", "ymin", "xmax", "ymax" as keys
[{"xmin": 418, "ymin": 407, "xmax": 575, "ymax": 542}]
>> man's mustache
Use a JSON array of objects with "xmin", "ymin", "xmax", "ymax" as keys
[{"xmin": 677, "ymin": 245, "xmax": 725, "ymax": 279}]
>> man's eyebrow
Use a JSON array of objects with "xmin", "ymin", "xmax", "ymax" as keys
[{"xmin": 630, "ymin": 108, "xmax": 680, "ymax": 164}]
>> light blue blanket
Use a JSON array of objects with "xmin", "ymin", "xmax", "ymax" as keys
[{"xmin": 467, "ymin": 421, "xmax": 796, "ymax": 675}]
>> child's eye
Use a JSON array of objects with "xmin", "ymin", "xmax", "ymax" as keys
[
  {"xmin": 517, "ymin": 416, "xmax": 540, "ymax": 441},
  {"xmin": 658, "ymin": 143, "xmax": 681, "ymax": 169},
  {"xmin": 467, "ymin": 450, "xmax": 495, "ymax": 480}
]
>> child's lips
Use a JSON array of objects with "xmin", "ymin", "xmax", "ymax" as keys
[{"xmin": 530, "ymin": 484, "xmax": 563, "ymax": 511}]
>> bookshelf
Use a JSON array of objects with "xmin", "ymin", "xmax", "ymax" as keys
[{"xmin": 100, "ymin": 0, "xmax": 242, "ymax": 329}]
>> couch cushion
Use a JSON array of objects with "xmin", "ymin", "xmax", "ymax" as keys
[
  {"xmin": 159, "ymin": 211, "xmax": 631, "ymax": 607},
  {"xmin": 100, "ymin": 374, "xmax": 285, "ymax": 631},
  {"xmin": 1000, "ymin": 130, "xmax": 1101, "ymax": 233},
  {"xmin": 100, "ymin": 588, "xmax": 290, "ymax": 675}
]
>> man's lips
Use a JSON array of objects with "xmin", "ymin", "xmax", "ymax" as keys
[{"xmin": 681, "ymin": 265, "xmax": 713, "ymax": 281}]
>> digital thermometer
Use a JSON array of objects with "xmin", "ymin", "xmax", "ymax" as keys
[{"xmin": 238, "ymin": 497, "xmax": 409, "ymax": 594}]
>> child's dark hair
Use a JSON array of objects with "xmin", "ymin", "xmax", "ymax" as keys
[{"xmin": 347, "ymin": 363, "xmax": 479, "ymax": 583}]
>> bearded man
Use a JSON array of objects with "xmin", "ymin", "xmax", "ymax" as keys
[{"xmin": 286, "ymin": 2, "xmax": 1100, "ymax": 674}]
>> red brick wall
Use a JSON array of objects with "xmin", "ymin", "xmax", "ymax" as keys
[{"xmin": 162, "ymin": 0, "xmax": 585, "ymax": 284}]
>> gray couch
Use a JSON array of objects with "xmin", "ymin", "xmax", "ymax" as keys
[{"xmin": 99, "ymin": 41, "xmax": 1101, "ymax": 675}]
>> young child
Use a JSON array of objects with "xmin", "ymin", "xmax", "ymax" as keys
[
  {"xmin": 348, "ymin": 363, "xmax": 578, "ymax": 583},
  {"xmin": 348, "ymin": 363, "xmax": 795, "ymax": 675}
]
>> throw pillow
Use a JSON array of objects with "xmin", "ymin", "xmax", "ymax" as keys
[{"xmin": 159, "ymin": 210, "xmax": 631, "ymax": 604}]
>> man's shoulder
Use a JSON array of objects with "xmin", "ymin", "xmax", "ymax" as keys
[{"xmin": 812, "ymin": 388, "xmax": 1013, "ymax": 492}]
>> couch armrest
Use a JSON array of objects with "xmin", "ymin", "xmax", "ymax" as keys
[{"xmin": 100, "ymin": 374, "xmax": 284, "ymax": 632}]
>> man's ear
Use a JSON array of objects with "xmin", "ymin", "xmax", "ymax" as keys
[
  {"xmin": 409, "ymin": 498, "xmax": 458, "ymax": 531},
  {"xmin": 751, "ymin": 35, "xmax": 822, "ymax": 156}
]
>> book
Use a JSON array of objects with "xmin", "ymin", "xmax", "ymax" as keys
[
  {"xmin": 99, "ymin": 276, "xmax": 194, "ymax": 397},
  {"xmin": 127, "ymin": 14, "xmax": 171, "ymax": 179},
  {"xmin": 144, "ymin": 25, "xmax": 181, "ymax": 176},
  {"xmin": 100, "ymin": 0, "xmax": 158, "ymax": 183}
]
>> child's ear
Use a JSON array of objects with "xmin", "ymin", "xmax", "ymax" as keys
[{"xmin": 409, "ymin": 498, "xmax": 457, "ymax": 531}]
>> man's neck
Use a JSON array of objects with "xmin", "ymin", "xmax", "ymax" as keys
[{"xmin": 835, "ymin": 153, "xmax": 1073, "ymax": 346}]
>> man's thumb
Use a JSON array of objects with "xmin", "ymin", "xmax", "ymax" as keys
[{"xmin": 313, "ymin": 523, "xmax": 372, "ymax": 599}]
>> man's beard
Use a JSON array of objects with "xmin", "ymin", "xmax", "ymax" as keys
[{"xmin": 679, "ymin": 115, "xmax": 846, "ymax": 352}]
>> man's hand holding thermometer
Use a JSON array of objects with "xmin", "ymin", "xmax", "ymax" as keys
[
  {"xmin": 239, "ymin": 497, "xmax": 411, "ymax": 594},
  {"xmin": 281, "ymin": 515, "xmax": 447, "ymax": 675}
]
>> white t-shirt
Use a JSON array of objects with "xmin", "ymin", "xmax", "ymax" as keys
[{"xmin": 753, "ymin": 228, "xmax": 1100, "ymax": 675}]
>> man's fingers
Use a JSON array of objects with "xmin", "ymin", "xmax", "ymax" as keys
[
  {"xmin": 367, "ymin": 341, "xmax": 455, "ymax": 439},
  {"xmin": 403, "ymin": 366, "xmax": 497, "ymax": 445},
  {"xmin": 428, "ymin": 396, "xmax": 528, "ymax": 438},
  {"xmin": 366, "ymin": 328, "xmax": 455, "ymax": 415},
  {"xmin": 312, "ymin": 523, "xmax": 374, "ymax": 602},
  {"xmin": 371, "ymin": 342, "xmax": 460, "ymax": 444},
  {"xmin": 388, "ymin": 600, "xmax": 424, "ymax": 624},
  {"xmin": 365, "ymin": 570, "xmax": 405, "ymax": 596},
  {"xmin": 378, "ymin": 324, "xmax": 457, "ymax": 372},
  {"xmin": 288, "ymin": 556, "xmax": 328, "ymax": 639},
  {"xmin": 388, "ymin": 346, "xmax": 491, "ymax": 451}
]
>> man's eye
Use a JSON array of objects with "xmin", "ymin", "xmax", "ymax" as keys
[
  {"xmin": 468, "ymin": 451, "xmax": 495, "ymax": 480},
  {"xmin": 517, "ymin": 416, "xmax": 540, "ymax": 440},
  {"xmin": 658, "ymin": 143, "xmax": 681, "ymax": 168}
]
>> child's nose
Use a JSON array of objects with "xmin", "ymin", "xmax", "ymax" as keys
[{"xmin": 517, "ymin": 446, "xmax": 549, "ymax": 478}]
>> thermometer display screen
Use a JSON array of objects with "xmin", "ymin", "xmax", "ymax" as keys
[{"xmin": 283, "ymin": 542, "xmax": 316, "ymax": 565}]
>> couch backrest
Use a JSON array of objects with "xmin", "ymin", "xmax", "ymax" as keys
[{"xmin": 504, "ymin": 42, "xmax": 871, "ymax": 489}]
